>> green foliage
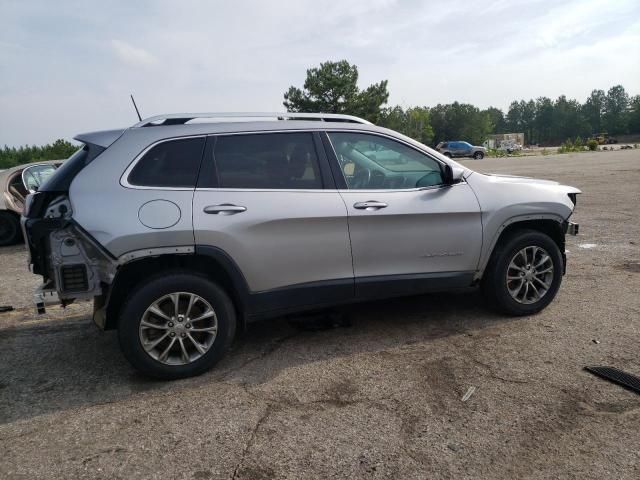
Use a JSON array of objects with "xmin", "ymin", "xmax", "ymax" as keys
[
  {"xmin": 603, "ymin": 85, "xmax": 629, "ymax": 135},
  {"xmin": 583, "ymin": 89, "xmax": 606, "ymax": 134},
  {"xmin": 428, "ymin": 102, "xmax": 493, "ymax": 146},
  {"xmin": 586, "ymin": 139, "xmax": 598, "ymax": 151},
  {"xmin": 558, "ymin": 138, "xmax": 586, "ymax": 153},
  {"xmin": 505, "ymin": 85, "xmax": 635, "ymax": 145},
  {"xmin": 284, "ymin": 62, "xmax": 640, "ymax": 149},
  {"xmin": 378, "ymin": 106, "xmax": 434, "ymax": 145},
  {"xmin": 0, "ymin": 139, "xmax": 77, "ymax": 169},
  {"xmin": 484, "ymin": 107, "xmax": 506, "ymax": 134},
  {"xmin": 627, "ymin": 95, "xmax": 640, "ymax": 134},
  {"xmin": 283, "ymin": 60, "xmax": 389, "ymax": 123}
]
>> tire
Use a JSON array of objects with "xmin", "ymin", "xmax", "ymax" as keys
[
  {"xmin": 481, "ymin": 229, "xmax": 563, "ymax": 316},
  {"xmin": 0, "ymin": 211, "xmax": 22, "ymax": 247},
  {"xmin": 444, "ymin": 152, "xmax": 452, "ymax": 158},
  {"xmin": 118, "ymin": 272, "xmax": 236, "ymax": 379},
  {"xmin": 473, "ymin": 151, "xmax": 484, "ymax": 160}
]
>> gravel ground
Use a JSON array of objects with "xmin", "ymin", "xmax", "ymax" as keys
[{"xmin": 1, "ymin": 149, "xmax": 639, "ymax": 479}]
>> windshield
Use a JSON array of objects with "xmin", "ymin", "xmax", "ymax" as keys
[{"xmin": 22, "ymin": 164, "xmax": 58, "ymax": 192}]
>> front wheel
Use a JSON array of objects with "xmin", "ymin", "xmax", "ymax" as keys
[
  {"xmin": 118, "ymin": 272, "xmax": 236, "ymax": 379},
  {"xmin": 481, "ymin": 230, "xmax": 563, "ymax": 316},
  {"xmin": 473, "ymin": 151, "xmax": 484, "ymax": 159}
]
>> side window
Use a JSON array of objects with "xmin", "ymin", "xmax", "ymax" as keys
[
  {"xmin": 327, "ymin": 132, "xmax": 444, "ymax": 189},
  {"xmin": 128, "ymin": 137, "xmax": 205, "ymax": 187},
  {"xmin": 211, "ymin": 132, "xmax": 322, "ymax": 189}
]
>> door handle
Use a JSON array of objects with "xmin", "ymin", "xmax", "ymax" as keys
[
  {"xmin": 203, "ymin": 204, "xmax": 247, "ymax": 215},
  {"xmin": 353, "ymin": 201, "xmax": 388, "ymax": 211}
]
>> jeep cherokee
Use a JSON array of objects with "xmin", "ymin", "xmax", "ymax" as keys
[{"xmin": 21, "ymin": 112, "xmax": 580, "ymax": 379}]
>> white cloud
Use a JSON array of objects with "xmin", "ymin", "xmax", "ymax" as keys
[
  {"xmin": 111, "ymin": 39, "xmax": 157, "ymax": 67},
  {"xmin": 0, "ymin": 0, "xmax": 638, "ymax": 145}
]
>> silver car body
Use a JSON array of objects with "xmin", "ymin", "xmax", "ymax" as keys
[{"xmin": 22, "ymin": 113, "xmax": 580, "ymax": 327}]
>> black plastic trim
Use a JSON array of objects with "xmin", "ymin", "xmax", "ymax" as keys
[
  {"xmin": 194, "ymin": 245, "xmax": 252, "ymax": 300},
  {"xmin": 193, "ymin": 246, "xmax": 475, "ymax": 322},
  {"xmin": 312, "ymin": 131, "xmax": 337, "ymax": 189},
  {"xmin": 320, "ymin": 131, "xmax": 348, "ymax": 189},
  {"xmin": 197, "ymin": 136, "xmax": 218, "ymax": 188},
  {"xmin": 249, "ymin": 278, "xmax": 354, "ymax": 315},
  {"xmin": 355, "ymin": 271, "xmax": 474, "ymax": 298}
]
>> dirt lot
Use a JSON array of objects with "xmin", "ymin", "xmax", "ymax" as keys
[{"xmin": 1, "ymin": 149, "xmax": 639, "ymax": 479}]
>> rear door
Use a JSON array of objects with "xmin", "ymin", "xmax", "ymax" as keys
[
  {"xmin": 192, "ymin": 131, "xmax": 353, "ymax": 313},
  {"xmin": 448, "ymin": 141, "xmax": 461, "ymax": 157},
  {"xmin": 324, "ymin": 130, "xmax": 482, "ymax": 297}
]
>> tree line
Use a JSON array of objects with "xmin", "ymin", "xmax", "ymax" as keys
[
  {"xmin": 0, "ymin": 139, "xmax": 78, "ymax": 169},
  {"xmin": 3, "ymin": 60, "xmax": 638, "ymax": 168},
  {"xmin": 285, "ymin": 60, "xmax": 640, "ymax": 146}
]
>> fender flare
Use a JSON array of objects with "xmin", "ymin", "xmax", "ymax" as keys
[{"xmin": 477, "ymin": 213, "xmax": 566, "ymax": 276}]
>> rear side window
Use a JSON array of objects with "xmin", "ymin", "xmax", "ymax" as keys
[
  {"xmin": 208, "ymin": 132, "xmax": 322, "ymax": 189},
  {"xmin": 128, "ymin": 137, "xmax": 205, "ymax": 187}
]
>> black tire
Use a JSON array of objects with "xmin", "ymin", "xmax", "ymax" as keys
[
  {"xmin": 473, "ymin": 151, "xmax": 484, "ymax": 160},
  {"xmin": 118, "ymin": 272, "xmax": 236, "ymax": 380},
  {"xmin": 444, "ymin": 152, "xmax": 452, "ymax": 158},
  {"xmin": 481, "ymin": 229, "xmax": 563, "ymax": 316},
  {"xmin": 0, "ymin": 211, "xmax": 22, "ymax": 247}
]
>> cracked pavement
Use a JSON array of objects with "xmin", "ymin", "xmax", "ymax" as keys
[{"xmin": 1, "ymin": 149, "xmax": 639, "ymax": 479}]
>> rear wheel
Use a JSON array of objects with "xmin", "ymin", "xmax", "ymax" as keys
[
  {"xmin": 118, "ymin": 272, "xmax": 236, "ymax": 379},
  {"xmin": 444, "ymin": 152, "xmax": 452, "ymax": 158},
  {"xmin": 473, "ymin": 151, "xmax": 484, "ymax": 159},
  {"xmin": 482, "ymin": 230, "xmax": 563, "ymax": 316},
  {"xmin": 0, "ymin": 212, "xmax": 22, "ymax": 246}
]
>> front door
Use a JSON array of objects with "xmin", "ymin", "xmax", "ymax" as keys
[
  {"xmin": 324, "ymin": 131, "xmax": 482, "ymax": 297},
  {"xmin": 193, "ymin": 131, "xmax": 353, "ymax": 314}
]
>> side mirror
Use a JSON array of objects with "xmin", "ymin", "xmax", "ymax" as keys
[{"xmin": 443, "ymin": 165, "xmax": 465, "ymax": 184}]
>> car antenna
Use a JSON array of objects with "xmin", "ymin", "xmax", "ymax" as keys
[{"xmin": 130, "ymin": 94, "xmax": 142, "ymax": 121}]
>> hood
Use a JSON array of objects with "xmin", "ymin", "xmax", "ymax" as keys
[
  {"xmin": 483, "ymin": 173, "xmax": 581, "ymax": 193},
  {"xmin": 485, "ymin": 173, "xmax": 560, "ymax": 186}
]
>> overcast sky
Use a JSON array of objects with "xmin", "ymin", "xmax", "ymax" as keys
[{"xmin": 1, "ymin": 0, "xmax": 639, "ymax": 146}]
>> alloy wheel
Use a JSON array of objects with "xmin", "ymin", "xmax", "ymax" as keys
[
  {"xmin": 506, "ymin": 246, "xmax": 554, "ymax": 304},
  {"xmin": 138, "ymin": 292, "xmax": 218, "ymax": 365}
]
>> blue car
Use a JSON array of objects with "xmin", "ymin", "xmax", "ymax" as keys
[{"xmin": 436, "ymin": 141, "xmax": 486, "ymax": 159}]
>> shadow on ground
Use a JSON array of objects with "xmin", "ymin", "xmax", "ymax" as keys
[{"xmin": 0, "ymin": 289, "xmax": 523, "ymax": 424}]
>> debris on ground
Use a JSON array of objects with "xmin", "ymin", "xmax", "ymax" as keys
[
  {"xmin": 0, "ymin": 305, "xmax": 14, "ymax": 313},
  {"xmin": 592, "ymin": 339, "xmax": 600, "ymax": 344},
  {"xmin": 585, "ymin": 366, "xmax": 640, "ymax": 395},
  {"xmin": 462, "ymin": 386, "xmax": 476, "ymax": 402}
]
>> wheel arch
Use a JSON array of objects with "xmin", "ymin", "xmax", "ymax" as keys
[
  {"xmin": 103, "ymin": 246, "xmax": 250, "ymax": 331},
  {"xmin": 478, "ymin": 216, "xmax": 566, "ymax": 277}
]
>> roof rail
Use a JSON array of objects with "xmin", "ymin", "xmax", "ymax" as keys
[{"xmin": 132, "ymin": 112, "xmax": 372, "ymax": 128}]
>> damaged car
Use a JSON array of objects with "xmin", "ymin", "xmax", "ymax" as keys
[
  {"xmin": 22, "ymin": 113, "xmax": 580, "ymax": 379},
  {"xmin": 0, "ymin": 161, "xmax": 61, "ymax": 246}
]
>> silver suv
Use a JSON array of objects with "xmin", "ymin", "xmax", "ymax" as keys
[{"xmin": 22, "ymin": 112, "xmax": 580, "ymax": 379}]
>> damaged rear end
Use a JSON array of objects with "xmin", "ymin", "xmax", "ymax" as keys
[{"xmin": 21, "ymin": 130, "xmax": 124, "ymax": 315}]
